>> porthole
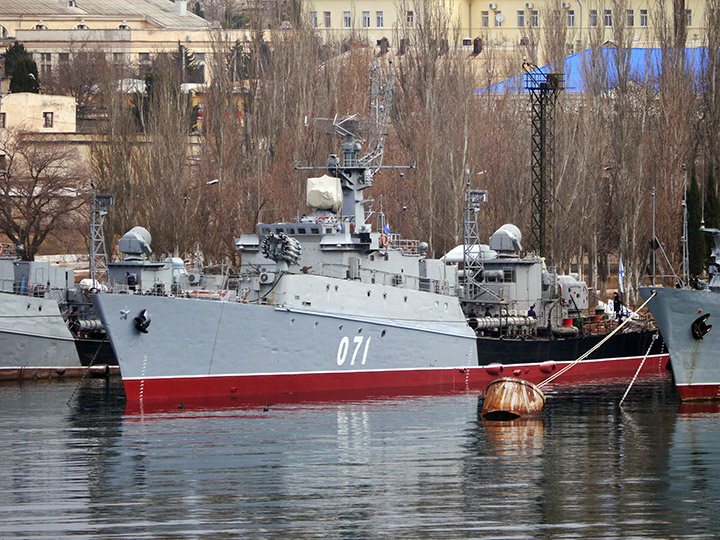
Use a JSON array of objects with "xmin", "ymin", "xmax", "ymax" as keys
[
  {"xmin": 381, "ymin": 330, "xmax": 386, "ymax": 337},
  {"xmin": 338, "ymin": 325, "xmax": 344, "ymax": 331},
  {"xmin": 367, "ymin": 291, "xmax": 371, "ymax": 297},
  {"xmin": 314, "ymin": 321, "xmax": 319, "ymax": 328},
  {"xmin": 290, "ymin": 318, "xmax": 295, "ymax": 325},
  {"xmin": 404, "ymin": 296, "xmax": 408, "ymax": 303},
  {"xmin": 357, "ymin": 328, "xmax": 363, "ymax": 334}
]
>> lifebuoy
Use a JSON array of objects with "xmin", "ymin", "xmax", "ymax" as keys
[
  {"xmin": 0, "ymin": 245, "xmax": 3, "ymax": 254},
  {"xmin": 380, "ymin": 234, "xmax": 389, "ymax": 247}
]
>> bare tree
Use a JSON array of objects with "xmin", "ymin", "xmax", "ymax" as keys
[
  {"xmin": 41, "ymin": 41, "xmax": 111, "ymax": 130},
  {"xmin": 0, "ymin": 130, "xmax": 89, "ymax": 260}
]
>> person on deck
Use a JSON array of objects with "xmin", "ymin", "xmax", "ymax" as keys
[
  {"xmin": 528, "ymin": 305, "xmax": 536, "ymax": 318},
  {"xmin": 613, "ymin": 292, "xmax": 623, "ymax": 321}
]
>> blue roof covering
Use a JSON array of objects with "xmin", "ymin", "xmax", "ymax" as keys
[{"xmin": 481, "ymin": 47, "xmax": 705, "ymax": 94}]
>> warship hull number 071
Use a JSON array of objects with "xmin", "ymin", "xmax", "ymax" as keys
[{"xmin": 92, "ymin": 61, "xmax": 667, "ymax": 406}]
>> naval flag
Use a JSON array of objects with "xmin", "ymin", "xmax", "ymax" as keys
[
  {"xmin": 383, "ymin": 223, "xmax": 391, "ymax": 235},
  {"xmin": 618, "ymin": 255, "xmax": 625, "ymax": 294}
]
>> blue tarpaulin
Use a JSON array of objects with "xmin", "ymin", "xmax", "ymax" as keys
[{"xmin": 479, "ymin": 47, "xmax": 706, "ymax": 94}]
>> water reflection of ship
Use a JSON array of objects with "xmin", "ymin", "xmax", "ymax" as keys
[{"xmin": 463, "ymin": 382, "xmax": 691, "ymax": 536}]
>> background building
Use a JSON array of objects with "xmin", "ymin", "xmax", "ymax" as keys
[{"xmin": 307, "ymin": 0, "xmax": 708, "ymax": 63}]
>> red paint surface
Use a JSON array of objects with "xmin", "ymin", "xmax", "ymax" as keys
[
  {"xmin": 122, "ymin": 353, "xmax": 670, "ymax": 413},
  {"xmin": 676, "ymin": 383, "xmax": 720, "ymax": 401}
]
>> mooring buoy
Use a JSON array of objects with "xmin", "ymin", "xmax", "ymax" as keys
[{"xmin": 481, "ymin": 377, "xmax": 546, "ymax": 420}]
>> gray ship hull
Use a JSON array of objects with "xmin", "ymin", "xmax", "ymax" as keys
[
  {"xmin": 640, "ymin": 287, "xmax": 720, "ymax": 400},
  {"xmin": 0, "ymin": 292, "xmax": 81, "ymax": 373},
  {"xmin": 93, "ymin": 275, "xmax": 479, "ymax": 403}
]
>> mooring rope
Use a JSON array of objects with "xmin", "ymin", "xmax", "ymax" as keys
[
  {"xmin": 65, "ymin": 337, "xmax": 108, "ymax": 407},
  {"xmin": 537, "ymin": 291, "xmax": 657, "ymax": 389},
  {"xmin": 619, "ymin": 332, "xmax": 658, "ymax": 406}
]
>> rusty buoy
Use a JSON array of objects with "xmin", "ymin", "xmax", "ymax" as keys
[{"xmin": 481, "ymin": 377, "xmax": 546, "ymax": 420}]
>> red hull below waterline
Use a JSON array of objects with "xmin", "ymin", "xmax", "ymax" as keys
[
  {"xmin": 122, "ymin": 353, "xmax": 670, "ymax": 413},
  {"xmin": 676, "ymin": 383, "xmax": 720, "ymax": 401}
]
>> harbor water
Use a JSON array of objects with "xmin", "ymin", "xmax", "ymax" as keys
[{"xmin": 1, "ymin": 375, "xmax": 719, "ymax": 539}]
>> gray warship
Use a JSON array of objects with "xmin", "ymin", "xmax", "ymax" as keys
[
  {"xmin": 640, "ymin": 225, "xmax": 720, "ymax": 401},
  {"xmin": 90, "ymin": 60, "xmax": 665, "ymax": 406},
  {"xmin": 0, "ymin": 242, "xmax": 82, "ymax": 377},
  {"xmin": 91, "ymin": 142, "xmax": 665, "ymax": 405}
]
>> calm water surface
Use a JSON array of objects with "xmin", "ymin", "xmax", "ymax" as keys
[{"xmin": 1, "ymin": 376, "xmax": 719, "ymax": 539}]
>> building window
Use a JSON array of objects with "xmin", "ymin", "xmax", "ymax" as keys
[
  {"xmin": 530, "ymin": 10, "xmax": 538, "ymax": 27},
  {"xmin": 604, "ymin": 9, "xmax": 612, "ymax": 27},
  {"xmin": 139, "ymin": 52, "xmax": 150, "ymax": 64},
  {"xmin": 686, "ymin": 9, "xmax": 692, "ymax": 26},
  {"xmin": 589, "ymin": 10, "xmax": 597, "ymax": 27},
  {"xmin": 324, "ymin": 11, "xmax": 331, "ymax": 28},
  {"xmin": 43, "ymin": 112, "xmax": 54, "ymax": 128},
  {"xmin": 494, "ymin": 11, "xmax": 502, "ymax": 27},
  {"xmin": 363, "ymin": 11, "xmax": 370, "ymax": 28},
  {"xmin": 567, "ymin": 10, "xmax": 575, "ymax": 27},
  {"xmin": 33, "ymin": 24, "xmax": 48, "ymax": 30},
  {"xmin": 113, "ymin": 52, "xmax": 125, "ymax": 65},
  {"xmin": 640, "ymin": 9, "xmax": 647, "ymax": 27},
  {"xmin": 626, "ymin": 9, "xmax": 634, "ymax": 27},
  {"xmin": 0, "ymin": 25, "xmax": 9, "ymax": 38},
  {"xmin": 118, "ymin": 23, "xmax": 130, "ymax": 30},
  {"xmin": 74, "ymin": 23, "xmax": 89, "ymax": 29},
  {"xmin": 517, "ymin": 10, "xmax": 525, "ymax": 27},
  {"xmin": 59, "ymin": 52, "xmax": 70, "ymax": 64},
  {"xmin": 0, "ymin": 113, "xmax": 6, "ymax": 129},
  {"xmin": 376, "ymin": 11, "xmax": 383, "ymax": 28},
  {"xmin": 310, "ymin": 11, "xmax": 317, "ymax": 27},
  {"xmin": 407, "ymin": 11, "xmax": 414, "ymax": 26},
  {"xmin": 344, "ymin": 11, "xmax": 351, "ymax": 28},
  {"xmin": 481, "ymin": 11, "xmax": 489, "ymax": 27},
  {"xmin": 39, "ymin": 52, "xmax": 52, "ymax": 76}
]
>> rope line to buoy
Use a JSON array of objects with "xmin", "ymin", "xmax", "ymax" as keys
[
  {"xmin": 538, "ymin": 291, "xmax": 657, "ymax": 388},
  {"xmin": 619, "ymin": 332, "xmax": 658, "ymax": 406}
]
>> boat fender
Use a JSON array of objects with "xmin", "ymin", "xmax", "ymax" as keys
[
  {"xmin": 380, "ymin": 234, "xmax": 389, "ymax": 247},
  {"xmin": 134, "ymin": 309, "xmax": 151, "ymax": 333},
  {"xmin": 485, "ymin": 363, "xmax": 504, "ymax": 376},
  {"xmin": 539, "ymin": 360, "xmax": 556, "ymax": 374}
]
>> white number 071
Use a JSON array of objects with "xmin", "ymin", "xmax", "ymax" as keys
[{"xmin": 337, "ymin": 335, "xmax": 371, "ymax": 366}]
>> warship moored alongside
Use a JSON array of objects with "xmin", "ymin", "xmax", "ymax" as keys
[
  {"xmin": 641, "ymin": 225, "xmax": 720, "ymax": 401},
  {"xmin": 92, "ymin": 141, "xmax": 667, "ymax": 405}
]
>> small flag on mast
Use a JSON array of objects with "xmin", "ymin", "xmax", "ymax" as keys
[{"xmin": 618, "ymin": 255, "xmax": 625, "ymax": 294}]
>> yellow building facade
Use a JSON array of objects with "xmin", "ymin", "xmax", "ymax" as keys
[
  {"xmin": 0, "ymin": 92, "xmax": 76, "ymax": 133},
  {"xmin": 307, "ymin": 0, "xmax": 709, "ymax": 60},
  {"xmin": 0, "ymin": 0, "xmax": 252, "ymax": 88}
]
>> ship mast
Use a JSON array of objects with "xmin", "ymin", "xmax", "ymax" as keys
[{"xmin": 297, "ymin": 57, "xmax": 406, "ymax": 233}]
